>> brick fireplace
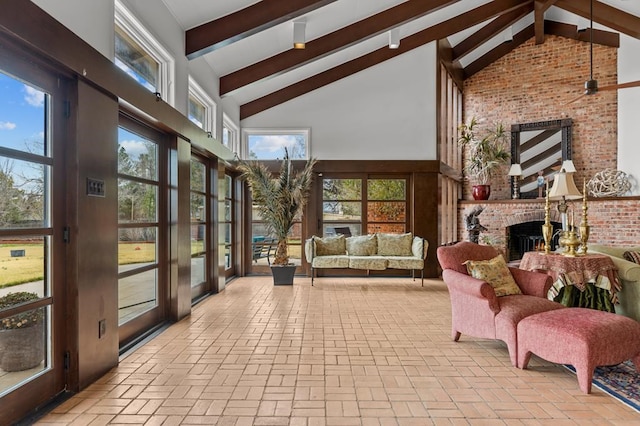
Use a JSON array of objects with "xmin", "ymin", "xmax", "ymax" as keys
[{"xmin": 458, "ymin": 198, "xmax": 640, "ymax": 259}]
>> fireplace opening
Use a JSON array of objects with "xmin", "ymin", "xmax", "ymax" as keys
[{"xmin": 508, "ymin": 221, "xmax": 562, "ymax": 261}]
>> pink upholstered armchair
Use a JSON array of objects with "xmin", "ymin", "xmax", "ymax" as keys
[{"xmin": 436, "ymin": 241, "xmax": 564, "ymax": 366}]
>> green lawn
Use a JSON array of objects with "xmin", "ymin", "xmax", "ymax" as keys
[{"xmin": 0, "ymin": 244, "xmax": 45, "ymax": 288}]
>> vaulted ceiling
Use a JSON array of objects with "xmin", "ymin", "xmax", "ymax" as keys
[{"xmin": 161, "ymin": 0, "xmax": 640, "ymax": 120}]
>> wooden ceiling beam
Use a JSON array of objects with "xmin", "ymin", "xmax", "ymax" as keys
[
  {"xmin": 185, "ymin": 0, "xmax": 337, "ymax": 59},
  {"xmin": 556, "ymin": 0, "xmax": 640, "ymax": 40},
  {"xmin": 464, "ymin": 24, "xmax": 534, "ymax": 79},
  {"xmin": 240, "ymin": 0, "xmax": 534, "ymax": 119},
  {"xmin": 534, "ymin": 0, "xmax": 559, "ymax": 44},
  {"xmin": 545, "ymin": 20, "xmax": 619, "ymax": 47},
  {"xmin": 452, "ymin": 3, "xmax": 533, "ymax": 61},
  {"xmin": 221, "ymin": 0, "xmax": 465, "ymax": 96}
]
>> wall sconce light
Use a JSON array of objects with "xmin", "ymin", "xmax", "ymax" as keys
[
  {"xmin": 388, "ymin": 28, "xmax": 400, "ymax": 49},
  {"xmin": 508, "ymin": 163, "xmax": 523, "ymax": 199},
  {"xmin": 293, "ymin": 20, "xmax": 306, "ymax": 49}
]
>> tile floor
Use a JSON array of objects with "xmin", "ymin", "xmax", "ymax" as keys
[{"xmin": 37, "ymin": 276, "xmax": 639, "ymax": 425}]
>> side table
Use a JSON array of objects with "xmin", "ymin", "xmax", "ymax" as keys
[{"xmin": 520, "ymin": 252, "xmax": 621, "ymax": 312}]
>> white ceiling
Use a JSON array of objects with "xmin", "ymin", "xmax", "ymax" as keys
[{"xmin": 161, "ymin": 0, "xmax": 640, "ymax": 111}]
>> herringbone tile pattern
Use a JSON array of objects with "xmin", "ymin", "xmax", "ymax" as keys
[{"xmin": 37, "ymin": 277, "xmax": 639, "ymax": 425}]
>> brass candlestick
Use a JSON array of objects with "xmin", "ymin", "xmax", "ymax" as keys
[
  {"xmin": 542, "ymin": 180, "xmax": 553, "ymax": 254},
  {"xmin": 579, "ymin": 181, "xmax": 590, "ymax": 254}
]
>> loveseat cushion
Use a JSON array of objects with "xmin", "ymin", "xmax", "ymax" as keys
[
  {"xmin": 465, "ymin": 254, "xmax": 522, "ymax": 297},
  {"xmin": 349, "ymin": 256, "xmax": 387, "ymax": 270},
  {"xmin": 387, "ymin": 256, "xmax": 424, "ymax": 270},
  {"xmin": 377, "ymin": 232, "xmax": 413, "ymax": 256},
  {"xmin": 314, "ymin": 235, "xmax": 346, "ymax": 256},
  {"xmin": 312, "ymin": 255, "xmax": 349, "ymax": 269},
  {"xmin": 346, "ymin": 235, "xmax": 377, "ymax": 256}
]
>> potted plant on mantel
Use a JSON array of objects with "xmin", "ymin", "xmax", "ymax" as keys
[
  {"xmin": 458, "ymin": 117, "xmax": 511, "ymax": 200},
  {"xmin": 238, "ymin": 148, "xmax": 316, "ymax": 285},
  {"xmin": 0, "ymin": 292, "xmax": 45, "ymax": 372}
]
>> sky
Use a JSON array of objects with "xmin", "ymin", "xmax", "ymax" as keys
[
  {"xmin": 247, "ymin": 134, "xmax": 306, "ymax": 160},
  {"xmin": 0, "ymin": 71, "xmax": 45, "ymax": 155}
]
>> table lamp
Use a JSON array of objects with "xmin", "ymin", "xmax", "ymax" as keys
[
  {"xmin": 508, "ymin": 164, "xmax": 523, "ymax": 199},
  {"xmin": 548, "ymin": 160, "xmax": 582, "ymax": 256}
]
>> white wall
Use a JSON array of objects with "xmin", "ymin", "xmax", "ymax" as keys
[
  {"xmin": 617, "ymin": 34, "xmax": 640, "ymax": 195},
  {"xmin": 32, "ymin": 0, "xmax": 114, "ymax": 59},
  {"xmin": 241, "ymin": 43, "xmax": 439, "ymax": 161}
]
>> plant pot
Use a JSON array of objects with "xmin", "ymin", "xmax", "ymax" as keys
[
  {"xmin": 472, "ymin": 185, "xmax": 491, "ymax": 200},
  {"xmin": 0, "ymin": 322, "xmax": 44, "ymax": 372},
  {"xmin": 271, "ymin": 264, "xmax": 296, "ymax": 285}
]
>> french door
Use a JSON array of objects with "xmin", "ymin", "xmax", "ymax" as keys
[
  {"xmin": 0, "ymin": 41, "xmax": 68, "ymax": 422},
  {"xmin": 117, "ymin": 115, "xmax": 168, "ymax": 348}
]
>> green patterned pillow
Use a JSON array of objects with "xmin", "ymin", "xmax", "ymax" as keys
[
  {"xmin": 464, "ymin": 255, "xmax": 522, "ymax": 297},
  {"xmin": 346, "ymin": 235, "xmax": 377, "ymax": 256},
  {"xmin": 376, "ymin": 233, "xmax": 413, "ymax": 256},
  {"xmin": 314, "ymin": 235, "xmax": 346, "ymax": 256}
]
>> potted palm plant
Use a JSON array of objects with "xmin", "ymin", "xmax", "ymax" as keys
[
  {"xmin": 458, "ymin": 117, "xmax": 511, "ymax": 200},
  {"xmin": 238, "ymin": 148, "xmax": 316, "ymax": 285},
  {"xmin": 0, "ymin": 291, "xmax": 45, "ymax": 371}
]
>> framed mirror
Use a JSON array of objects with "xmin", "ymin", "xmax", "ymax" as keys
[{"xmin": 510, "ymin": 119, "xmax": 572, "ymax": 199}]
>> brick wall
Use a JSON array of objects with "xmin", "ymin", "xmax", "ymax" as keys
[
  {"xmin": 456, "ymin": 35, "xmax": 639, "ymax": 251},
  {"xmin": 462, "ymin": 35, "xmax": 618, "ymax": 201}
]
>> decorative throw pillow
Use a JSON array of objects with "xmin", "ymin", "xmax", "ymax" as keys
[
  {"xmin": 377, "ymin": 233, "xmax": 413, "ymax": 256},
  {"xmin": 346, "ymin": 235, "xmax": 377, "ymax": 256},
  {"xmin": 623, "ymin": 251, "xmax": 640, "ymax": 264},
  {"xmin": 314, "ymin": 235, "xmax": 346, "ymax": 256},
  {"xmin": 464, "ymin": 255, "xmax": 522, "ymax": 297}
]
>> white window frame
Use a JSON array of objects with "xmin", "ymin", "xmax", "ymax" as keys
[
  {"xmin": 242, "ymin": 128, "xmax": 311, "ymax": 160},
  {"xmin": 114, "ymin": 0, "xmax": 175, "ymax": 105},
  {"xmin": 222, "ymin": 113, "xmax": 239, "ymax": 154},
  {"xmin": 188, "ymin": 77, "xmax": 216, "ymax": 134}
]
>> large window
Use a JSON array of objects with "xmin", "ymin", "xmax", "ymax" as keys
[
  {"xmin": 322, "ymin": 176, "xmax": 409, "ymax": 236},
  {"xmin": 114, "ymin": 0, "xmax": 174, "ymax": 105},
  {"xmin": 242, "ymin": 128, "xmax": 309, "ymax": 160}
]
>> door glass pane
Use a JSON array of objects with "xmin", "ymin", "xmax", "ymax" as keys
[
  {"xmin": 0, "ymin": 71, "xmax": 47, "ymax": 155},
  {"xmin": 191, "ymin": 224, "xmax": 205, "ymax": 287},
  {"xmin": 117, "ymin": 128, "xmax": 158, "ymax": 180},
  {"xmin": 190, "ymin": 160, "xmax": 205, "ymax": 192},
  {"xmin": 323, "ymin": 201, "xmax": 361, "ymax": 221},
  {"xmin": 118, "ymin": 269, "xmax": 157, "ymax": 325},
  {"xmin": 0, "ymin": 236, "xmax": 47, "ymax": 297},
  {"xmin": 367, "ymin": 201, "xmax": 406, "ymax": 222},
  {"xmin": 367, "ymin": 179, "xmax": 406, "ymax": 200},
  {"xmin": 118, "ymin": 227, "xmax": 157, "ymax": 271},
  {"xmin": 190, "ymin": 194, "xmax": 205, "ymax": 221},
  {"xmin": 117, "ymin": 180, "xmax": 157, "ymax": 223},
  {"xmin": 0, "ymin": 159, "xmax": 48, "ymax": 229},
  {"xmin": 323, "ymin": 179, "xmax": 361, "ymax": 200}
]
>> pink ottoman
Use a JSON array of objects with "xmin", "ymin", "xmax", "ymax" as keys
[{"xmin": 517, "ymin": 308, "xmax": 640, "ymax": 393}]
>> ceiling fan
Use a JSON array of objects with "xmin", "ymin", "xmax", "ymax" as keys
[{"xmin": 567, "ymin": 0, "xmax": 640, "ymax": 104}]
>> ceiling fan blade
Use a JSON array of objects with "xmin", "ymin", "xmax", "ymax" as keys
[
  {"xmin": 565, "ymin": 93, "xmax": 587, "ymax": 105},
  {"xmin": 598, "ymin": 80, "xmax": 640, "ymax": 91}
]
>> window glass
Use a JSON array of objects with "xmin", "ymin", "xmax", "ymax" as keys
[
  {"xmin": 245, "ymin": 129, "xmax": 308, "ymax": 160},
  {"xmin": 188, "ymin": 95, "xmax": 206, "ymax": 129},
  {"xmin": 115, "ymin": 26, "xmax": 158, "ymax": 92}
]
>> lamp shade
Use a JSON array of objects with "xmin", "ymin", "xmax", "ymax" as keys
[
  {"xmin": 508, "ymin": 163, "xmax": 523, "ymax": 176},
  {"xmin": 561, "ymin": 159, "xmax": 577, "ymax": 173},
  {"xmin": 548, "ymin": 171, "xmax": 582, "ymax": 200}
]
